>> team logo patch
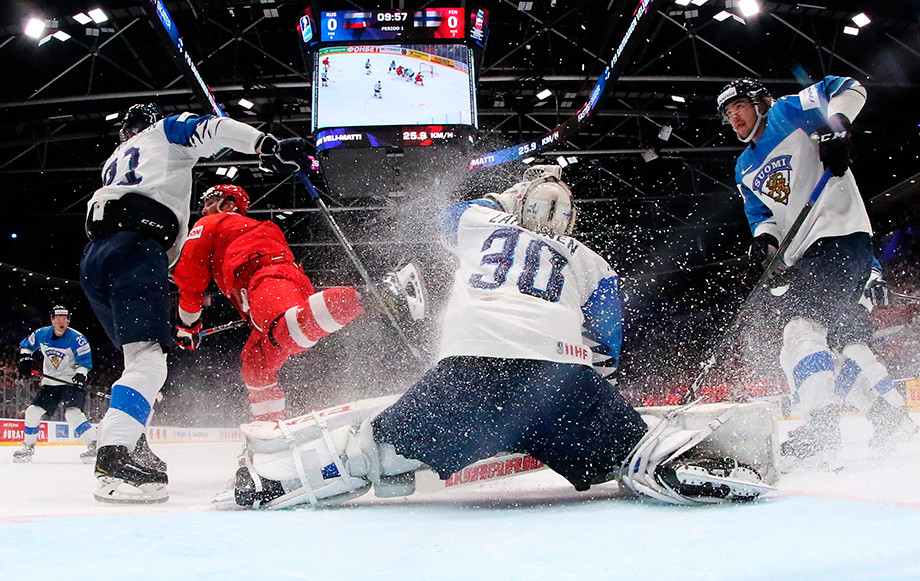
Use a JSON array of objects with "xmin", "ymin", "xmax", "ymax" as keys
[
  {"xmin": 751, "ymin": 155, "xmax": 793, "ymax": 204},
  {"xmin": 46, "ymin": 348, "xmax": 67, "ymax": 369},
  {"xmin": 187, "ymin": 225, "xmax": 204, "ymax": 240}
]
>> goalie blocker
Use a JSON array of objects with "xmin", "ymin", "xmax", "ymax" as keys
[{"xmin": 217, "ymin": 395, "xmax": 776, "ymax": 509}]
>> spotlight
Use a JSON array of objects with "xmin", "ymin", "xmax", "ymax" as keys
[
  {"xmin": 851, "ymin": 13, "xmax": 870, "ymax": 28},
  {"xmin": 25, "ymin": 18, "xmax": 45, "ymax": 38}
]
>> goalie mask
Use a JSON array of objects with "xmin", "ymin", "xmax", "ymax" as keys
[
  {"xmin": 119, "ymin": 103, "xmax": 162, "ymax": 142},
  {"xmin": 200, "ymin": 184, "xmax": 250, "ymax": 215},
  {"xmin": 518, "ymin": 178, "xmax": 576, "ymax": 236}
]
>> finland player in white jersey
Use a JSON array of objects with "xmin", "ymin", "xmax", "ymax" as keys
[
  {"xmin": 80, "ymin": 104, "xmax": 311, "ymax": 503},
  {"xmin": 223, "ymin": 167, "xmax": 772, "ymax": 509},
  {"xmin": 718, "ymin": 77, "xmax": 916, "ymax": 460},
  {"xmin": 14, "ymin": 305, "xmax": 95, "ymax": 463}
]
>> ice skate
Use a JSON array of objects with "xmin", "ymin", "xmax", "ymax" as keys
[
  {"xmin": 13, "ymin": 443, "xmax": 35, "ymax": 463},
  {"xmin": 780, "ymin": 405, "xmax": 842, "ymax": 460},
  {"xmin": 373, "ymin": 262, "xmax": 427, "ymax": 324},
  {"xmin": 866, "ymin": 398, "xmax": 919, "ymax": 449},
  {"xmin": 657, "ymin": 457, "xmax": 770, "ymax": 503},
  {"xmin": 79, "ymin": 440, "xmax": 98, "ymax": 464},
  {"xmin": 94, "ymin": 445, "xmax": 168, "ymax": 504},
  {"xmin": 131, "ymin": 433, "xmax": 167, "ymax": 472}
]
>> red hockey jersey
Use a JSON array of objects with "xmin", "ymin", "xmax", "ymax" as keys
[{"xmin": 173, "ymin": 211, "xmax": 296, "ymax": 316}]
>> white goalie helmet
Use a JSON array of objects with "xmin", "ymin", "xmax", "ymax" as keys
[{"xmin": 486, "ymin": 165, "xmax": 576, "ymax": 236}]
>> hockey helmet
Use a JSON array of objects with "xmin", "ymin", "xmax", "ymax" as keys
[
  {"xmin": 716, "ymin": 78, "xmax": 771, "ymax": 124},
  {"xmin": 50, "ymin": 305, "xmax": 70, "ymax": 320},
  {"xmin": 200, "ymin": 184, "xmax": 250, "ymax": 215},
  {"xmin": 119, "ymin": 103, "xmax": 162, "ymax": 142},
  {"xmin": 518, "ymin": 177, "xmax": 576, "ymax": 237}
]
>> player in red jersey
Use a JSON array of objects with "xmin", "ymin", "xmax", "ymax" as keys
[{"xmin": 172, "ymin": 185, "xmax": 364, "ymax": 421}]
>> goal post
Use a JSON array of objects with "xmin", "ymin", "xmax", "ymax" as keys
[{"xmin": 418, "ymin": 62, "xmax": 436, "ymax": 77}]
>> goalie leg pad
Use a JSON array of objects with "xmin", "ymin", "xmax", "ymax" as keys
[{"xmin": 234, "ymin": 397, "xmax": 421, "ymax": 508}]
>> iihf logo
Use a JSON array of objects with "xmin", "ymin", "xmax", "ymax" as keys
[{"xmin": 752, "ymin": 155, "xmax": 792, "ymax": 204}]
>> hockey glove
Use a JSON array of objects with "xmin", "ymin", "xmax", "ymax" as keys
[
  {"xmin": 865, "ymin": 278, "xmax": 890, "ymax": 308},
  {"xmin": 175, "ymin": 318, "xmax": 202, "ymax": 351},
  {"xmin": 259, "ymin": 136, "xmax": 311, "ymax": 175},
  {"xmin": 72, "ymin": 373, "xmax": 88, "ymax": 390},
  {"xmin": 17, "ymin": 354, "xmax": 33, "ymax": 378},
  {"xmin": 748, "ymin": 233, "xmax": 779, "ymax": 270},
  {"xmin": 813, "ymin": 113, "xmax": 853, "ymax": 178}
]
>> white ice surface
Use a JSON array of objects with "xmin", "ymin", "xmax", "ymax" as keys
[{"xmin": 2, "ymin": 415, "xmax": 920, "ymax": 580}]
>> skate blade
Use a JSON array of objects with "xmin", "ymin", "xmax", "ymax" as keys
[
  {"xmin": 12, "ymin": 457, "xmax": 33, "ymax": 464},
  {"xmin": 94, "ymin": 477, "xmax": 169, "ymax": 504},
  {"xmin": 673, "ymin": 464, "xmax": 776, "ymax": 499}
]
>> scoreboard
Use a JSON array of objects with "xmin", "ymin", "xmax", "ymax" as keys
[{"xmin": 300, "ymin": 7, "xmax": 488, "ymax": 45}]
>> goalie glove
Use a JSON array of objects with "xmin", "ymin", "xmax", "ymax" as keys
[
  {"xmin": 812, "ymin": 113, "xmax": 854, "ymax": 178},
  {"xmin": 175, "ymin": 317, "xmax": 202, "ymax": 351},
  {"xmin": 258, "ymin": 135, "xmax": 311, "ymax": 175}
]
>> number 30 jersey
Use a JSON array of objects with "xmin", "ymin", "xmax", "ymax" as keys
[{"xmin": 438, "ymin": 200, "xmax": 622, "ymax": 367}]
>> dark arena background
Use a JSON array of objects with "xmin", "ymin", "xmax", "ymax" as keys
[{"xmin": 0, "ymin": 0, "xmax": 918, "ymax": 427}]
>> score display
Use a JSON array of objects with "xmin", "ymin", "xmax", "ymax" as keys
[{"xmin": 319, "ymin": 9, "xmax": 464, "ymax": 42}]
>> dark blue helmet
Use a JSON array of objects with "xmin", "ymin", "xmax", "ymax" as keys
[{"xmin": 119, "ymin": 103, "xmax": 162, "ymax": 141}]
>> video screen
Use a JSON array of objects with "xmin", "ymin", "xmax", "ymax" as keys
[{"xmin": 312, "ymin": 44, "xmax": 476, "ymax": 131}]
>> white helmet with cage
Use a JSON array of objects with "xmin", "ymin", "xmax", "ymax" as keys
[{"xmin": 485, "ymin": 165, "xmax": 576, "ymax": 236}]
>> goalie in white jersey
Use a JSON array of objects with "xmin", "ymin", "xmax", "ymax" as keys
[{"xmin": 224, "ymin": 167, "xmax": 773, "ymax": 509}]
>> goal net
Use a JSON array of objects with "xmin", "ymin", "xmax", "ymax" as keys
[{"xmin": 418, "ymin": 62, "xmax": 437, "ymax": 77}]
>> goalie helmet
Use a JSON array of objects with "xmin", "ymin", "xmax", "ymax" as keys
[
  {"xmin": 519, "ymin": 180, "xmax": 576, "ymax": 236},
  {"xmin": 50, "ymin": 305, "xmax": 70, "ymax": 320},
  {"xmin": 716, "ymin": 78, "xmax": 771, "ymax": 124},
  {"xmin": 200, "ymin": 184, "xmax": 250, "ymax": 215},
  {"xmin": 119, "ymin": 103, "xmax": 162, "ymax": 142}
]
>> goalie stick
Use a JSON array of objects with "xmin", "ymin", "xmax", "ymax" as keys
[{"xmin": 681, "ymin": 169, "xmax": 834, "ymax": 403}]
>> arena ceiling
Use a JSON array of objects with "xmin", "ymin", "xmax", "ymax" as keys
[{"xmin": 0, "ymin": 0, "xmax": 918, "ymax": 382}]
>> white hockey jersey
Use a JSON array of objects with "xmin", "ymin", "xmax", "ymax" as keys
[
  {"xmin": 87, "ymin": 113, "xmax": 263, "ymax": 264},
  {"xmin": 438, "ymin": 200, "xmax": 622, "ymax": 367},
  {"xmin": 736, "ymin": 76, "xmax": 871, "ymax": 265}
]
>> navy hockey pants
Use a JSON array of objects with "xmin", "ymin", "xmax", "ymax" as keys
[
  {"xmin": 372, "ymin": 356, "xmax": 647, "ymax": 491},
  {"xmin": 80, "ymin": 231, "xmax": 172, "ymax": 351}
]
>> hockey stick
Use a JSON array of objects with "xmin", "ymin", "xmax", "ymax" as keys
[
  {"xmin": 293, "ymin": 170, "xmax": 424, "ymax": 363},
  {"xmin": 198, "ymin": 319, "xmax": 248, "ymax": 339},
  {"xmin": 681, "ymin": 169, "xmax": 834, "ymax": 404},
  {"xmin": 892, "ymin": 291, "xmax": 920, "ymax": 304},
  {"xmin": 30, "ymin": 370, "xmax": 111, "ymax": 399}
]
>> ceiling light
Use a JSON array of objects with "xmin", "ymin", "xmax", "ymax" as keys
[
  {"xmin": 226, "ymin": 167, "xmax": 239, "ymax": 179},
  {"xmin": 675, "ymin": 0, "xmax": 692, "ymax": 6},
  {"xmin": 690, "ymin": 0, "xmax": 708, "ymax": 5},
  {"xmin": 88, "ymin": 9, "xmax": 108, "ymax": 23},
  {"xmin": 659, "ymin": 125, "xmax": 673, "ymax": 141},
  {"xmin": 73, "ymin": 13, "xmax": 92, "ymax": 25},
  {"xmin": 522, "ymin": 157, "xmax": 535, "ymax": 164},
  {"xmin": 105, "ymin": 112, "xmax": 119, "ymax": 121},
  {"xmin": 843, "ymin": 26, "xmax": 859, "ymax": 36},
  {"xmin": 642, "ymin": 149, "xmax": 659, "ymax": 163},
  {"xmin": 851, "ymin": 13, "xmax": 870, "ymax": 27},
  {"xmin": 671, "ymin": 95, "xmax": 686, "ymax": 103},
  {"xmin": 556, "ymin": 155, "xmax": 568, "ymax": 168},
  {"xmin": 238, "ymin": 98, "xmax": 254, "ymax": 109},
  {"xmin": 52, "ymin": 31, "xmax": 71, "ymax": 41},
  {"xmin": 713, "ymin": 10, "xmax": 731, "ymax": 21},
  {"xmin": 38, "ymin": 35, "xmax": 54, "ymax": 46},
  {"xmin": 738, "ymin": 0, "xmax": 759, "ymax": 17},
  {"xmin": 536, "ymin": 89, "xmax": 553, "ymax": 101},
  {"xmin": 25, "ymin": 18, "xmax": 46, "ymax": 38},
  {"xmin": 216, "ymin": 167, "xmax": 229, "ymax": 176},
  {"xmin": 566, "ymin": 156, "xmax": 578, "ymax": 165}
]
